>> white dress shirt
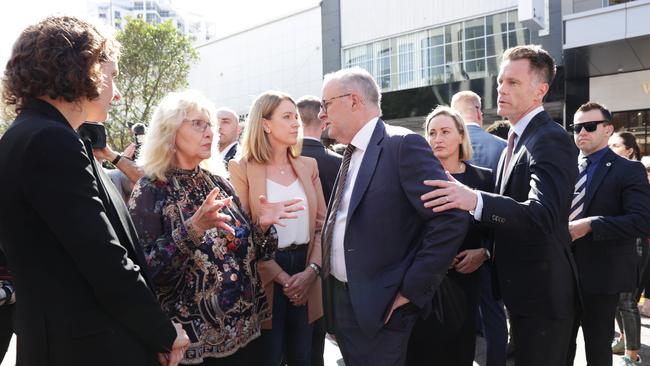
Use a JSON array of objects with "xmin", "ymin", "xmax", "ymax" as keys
[
  {"xmin": 474, "ymin": 106, "xmax": 544, "ymax": 220},
  {"xmin": 219, "ymin": 141, "xmax": 238, "ymax": 161},
  {"xmin": 331, "ymin": 117, "xmax": 379, "ymax": 282},
  {"xmin": 266, "ymin": 179, "xmax": 310, "ymax": 248}
]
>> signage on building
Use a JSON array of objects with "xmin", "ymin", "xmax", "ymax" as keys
[{"xmin": 591, "ymin": 70, "xmax": 650, "ymax": 112}]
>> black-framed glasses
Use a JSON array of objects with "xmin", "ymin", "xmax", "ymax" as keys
[
  {"xmin": 571, "ymin": 120, "xmax": 609, "ymax": 134},
  {"xmin": 183, "ymin": 119, "xmax": 212, "ymax": 132},
  {"xmin": 320, "ymin": 93, "xmax": 352, "ymax": 113}
]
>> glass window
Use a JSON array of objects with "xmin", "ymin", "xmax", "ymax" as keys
[
  {"xmin": 487, "ymin": 56, "xmax": 500, "ymax": 77},
  {"xmin": 398, "ymin": 43, "xmax": 414, "ymax": 87},
  {"xmin": 464, "ymin": 18, "xmax": 485, "ymax": 39},
  {"xmin": 377, "ymin": 47, "xmax": 391, "ymax": 89},
  {"xmin": 507, "ymin": 29, "xmax": 530, "ymax": 48},
  {"xmin": 464, "ymin": 38, "xmax": 485, "ymax": 60},
  {"xmin": 445, "ymin": 22, "xmax": 463, "ymax": 44},
  {"xmin": 507, "ymin": 10, "xmax": 518, "ymax": 31},
  {"xmin": 464, "ymin": 59, "xmax": 486, "ymax": 79},
  {"xmin": 486, "ymin": 13, "xmax": 508, "ymax": 35},
  {"xmin": 445, "ymin": 42, "xmax": 462, "ymax": 64}
]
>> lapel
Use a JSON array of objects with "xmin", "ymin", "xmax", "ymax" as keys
[
  {"xmin": 583, "ymin": 149, "xmax": 615, "ymax": 213},
  {"xmin": 494, "ymin": 149, "xmax": 507, "ymax": 192},
  {"xmin": 347, "ymin": 119, "xmax": 385, "ymax": 221},
  {"xmin": 289, "ymin": 157, "xmax": 316, "ymax": 236},
  {"xmin": 499, "ymin": 113, "xmax": 545, "ymax": 195}
]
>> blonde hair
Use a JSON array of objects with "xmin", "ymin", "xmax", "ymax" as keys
[
  {"xmin": 138, "ymin": 90, "xmax": 222, "ymax": 181},
  {"xmin": 424, "ymin": 105, "xmax": 473, "ymax": 161},
  {"xmin": 240, "ymin": 90, "xmax": 302, "ymax": 163}
]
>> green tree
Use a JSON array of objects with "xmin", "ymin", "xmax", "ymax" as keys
[{"xmin": 107, "ymin": 17, "xmax": 199, "ymax": 151}]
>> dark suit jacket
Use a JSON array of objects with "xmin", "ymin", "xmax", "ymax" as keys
[
  {"xmin": 480, "ymin": 110, "xmax": 579, "ymax": 319},
  {"xmin": 573, "ymin": 149, "xmax": 650, "ymax": 294},
  {"xmin": 223, "ymin": 142, "xmax": 238, "ymax": 164},
  {"xmin": 0, "ymin": 99, "xmax": 175, "ymax": 365},
  {"xmin": 301, "ymin": 138, "xmax": 342, "ymax": 202},
  {"xmin": 324, "ymin": 119, "xmax": 469, "ymax": 337},
  {"xmin": 466, "ymin": 124, "xmax": 506, "ymax": 174}
]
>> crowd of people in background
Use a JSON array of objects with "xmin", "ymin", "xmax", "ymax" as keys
[{"xmin": 1, "ymin": 15, "xmax": 650, "ymax": 366}]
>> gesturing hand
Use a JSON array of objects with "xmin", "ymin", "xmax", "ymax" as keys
[
  {"xmin": 257, "ymin": 195, "xmax": 304, "ymax": 232},
  {"xmin": 189, "ymin": 187, "xmax": 234, "ymax": 235}
]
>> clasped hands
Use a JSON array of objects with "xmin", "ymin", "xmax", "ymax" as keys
[
  {"xmin": 276, "ymin": 268, "xmax": 318, "ymax": 306},
  {"xmin": 189, "ymin": 187, "xmax": 305, "ymax": 235}
]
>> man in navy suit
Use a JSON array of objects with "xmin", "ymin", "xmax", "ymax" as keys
[
  {"xmin": 566, "ymin": 102, "xmax": 650, "ymax": 366},
  {"xmin": 451, "ymin": 91, "xmax": 506, "ymax": 173},
  {"xmin": 317, "ymin": 67, "xmax": 469, "ymax": 365},
  {"xmin": 423, "ymin": 45, "xmax": 579, "ymax": 366},
  {"xmin": 451, "ymin": 90, "xmax": 508, "ymax": 366}
]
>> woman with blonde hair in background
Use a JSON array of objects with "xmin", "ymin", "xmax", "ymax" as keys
[{"xmin": 229, "ymin": 90, "xmax": 325, "ymax": 366}]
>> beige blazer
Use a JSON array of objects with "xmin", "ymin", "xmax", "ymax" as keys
[{"xmin": 229, "ymin": 155, "xmax": 325, "ymax": 328}]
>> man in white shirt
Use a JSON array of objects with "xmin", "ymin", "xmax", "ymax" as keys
[
  {"xmin": 422, "ymin": 45, "xmax": 579, "ymax": 366},
  {"xmin": 318, "ymin": 67, "xmax": 468, "ymax": 365}
]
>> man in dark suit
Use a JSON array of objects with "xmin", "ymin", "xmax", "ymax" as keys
[
  {"xmin": 423, "ymin": 45, "xmax": 579, "ymax": 365},
  {"xmin": 451, "ymin": 90, "xmax": 508, "ymax": 366},
  {"xmin": 0, "ymin": 16, "xmax": 187, "ymax": 366},
  {"xmin": 451, "ymin": 90, "xmax": 506, "ymax": 173},
  {"xmin": 566, "ymin": 102, "xmax": 650, "ymax": 366},
  {"xmin": 317, "ymin": 67, "xmax": 469, "ymax": 365},
  {"xmin": 297, "ymin": 96, "xmax": 342, "ymax": 366}
]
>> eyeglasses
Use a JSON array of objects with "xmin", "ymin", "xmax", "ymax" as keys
[
  {"xmin": 572, "ymin": 120, "xmax": 609, "ymax": 134},
  {"xmin": 320, "ymin": 93, "xmax": 352, "ymax": 113},
  {"xmin": 183, "ymin": 119, "xmax": 212, "ymax": 132}
]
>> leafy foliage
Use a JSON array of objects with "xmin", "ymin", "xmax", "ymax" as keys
[{"xmin": 107, "ymin": 17, "xmax": 198, "ymax": 151}]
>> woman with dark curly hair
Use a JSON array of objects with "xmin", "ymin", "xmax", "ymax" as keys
[{"xmin": 0, "ymin": 16, "xmax": 188, "ymax": 366}]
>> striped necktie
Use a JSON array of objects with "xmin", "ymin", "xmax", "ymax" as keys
[
  {"xmin": 569, "ymin": 157, "xmax": 590, "ymax": 221},
  {"xmin": 321, "ymin": 144, "xmax": 356, "ymax": 278}
]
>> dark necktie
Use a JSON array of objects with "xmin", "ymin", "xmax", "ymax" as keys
[
  {"xmin": 569, "ymin": 157, "xmax": 590, "ymax": 221},
  {"xmin": 321, "ymin": 144, "xmax": 356, "ymax": 278}
]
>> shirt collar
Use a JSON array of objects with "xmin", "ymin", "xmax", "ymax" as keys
[
  {"xmin": 350, "ymin": 117, "xmax": 379, "ymax": 152},
  {"xmin": 582, "ymin": 146, "xmax": 610, "ymax": 164},
  {"xmin": 219, "ymin": 141, "xmax": 238, "ymax": 155},
  {"xmin": 510, "ymin": 106, "xmax": 544, "ymax": 138},
  {"xmin": 303, "ymin": 136, "xmax": 321, "ymax": 142},
  {"xmin": 464, "ymin": 121, "xmax": 480, "ymax": 127}
]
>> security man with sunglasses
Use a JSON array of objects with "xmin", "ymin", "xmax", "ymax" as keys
[{"xmin": 567, "ymin": 102, "xmax": 650, "ymax": 366}]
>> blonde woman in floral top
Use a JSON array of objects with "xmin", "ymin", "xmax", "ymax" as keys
[{"xmin": 129, "ymin": 90, "xmax": 304, "ymax": 365}]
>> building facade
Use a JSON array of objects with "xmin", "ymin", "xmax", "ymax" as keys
[
  {"xmin": 563, "ymin": 0, "xmax": 650, "ymax": 153},
  {"xmin": 187, "ymin": 4, "xmax": 324, "ymax": 118}
]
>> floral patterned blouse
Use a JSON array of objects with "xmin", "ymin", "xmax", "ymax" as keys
[{"xmin": 129, "ymin": 167, "xmax": 276, "ymax": 363}]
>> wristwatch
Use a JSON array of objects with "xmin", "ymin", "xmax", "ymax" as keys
[
  {"xmin": 308, "ymin": 263, "xmax": 321, "ymax": 276},
  {"xmin": 111, "ymin": 154, "xmax": 122, "ymax": 165}
]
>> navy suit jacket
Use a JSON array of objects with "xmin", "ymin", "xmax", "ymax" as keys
[
  {"xmin": 301, "ymin": 138, "xmax": 342, "ymax": 202},
  {"xmin": 466, "ymin": 124, "xmax": 506, "ymax": 173},
  {"xmin": 324, "ymin": 119, "xmax": 469, "ymax": 337},
  {"xmin": 480, "ymin": 111, "xmax": 579, "ymax": 319},
  {"xmin": 572, "ymin": 149, "xmax": 650, "ymax": 294}
]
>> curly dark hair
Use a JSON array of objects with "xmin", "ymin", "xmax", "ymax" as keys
[{"xmin": 2, "ymin": 16, "xmax": 120, "ymax": 110}]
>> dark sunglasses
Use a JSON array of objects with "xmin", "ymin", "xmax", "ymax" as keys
[{"xmin": 572, "ymin": 120, "xmax": 609, "ymax": 134}]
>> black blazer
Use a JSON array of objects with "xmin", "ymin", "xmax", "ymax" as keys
[
  {"xmin": 572, "ymin": 149, "xmax": 650, "ymax": 294},
  {"xmin": 0, "ymin": 99, "xmax": 175, "ymax": 365},
  {"xmin": 480, "ymin": 110, "xmax": 579, "ymax": 319},
  {"xmin": 223, "ymin": 142, "xmax": 238, "ymax": 165},
  {"xmin": 301, "ymin": 138, "xmax": 342, "ymax": 202}
]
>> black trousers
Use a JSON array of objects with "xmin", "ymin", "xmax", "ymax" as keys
[
  {"xmin": 510, "ymin": 311, "xmax": 575, "ymax": 366},
  {"xmin": 199, "ymin": 336, "xmax": 263, "ymax": 366},
  {"xmin": 567, "ymin": 292, "xmax": 619, "ymax": 366},
  {"xmin": 332, "ymin": 277, "xmax": 419, "ymax": 366},
  {"xmin": 0, "ymin": 304, "xmax": 14, "ymax": 363},
  {"xmin": 407, "ymin": 271, "xmax": 480, "ymax": 366},
  {"xmin": 310, "ymin": 317, "xmax": 326, "ymax": 366}
]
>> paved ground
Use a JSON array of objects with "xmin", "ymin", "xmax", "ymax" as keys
[{"xmin": 2, "ymin": 316, "xmax": 649, "ymax": 365}]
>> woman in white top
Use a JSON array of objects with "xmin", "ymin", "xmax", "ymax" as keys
[{"xmin": 229, "ymin": 90, "xmax": 326, "ymax": 366}]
